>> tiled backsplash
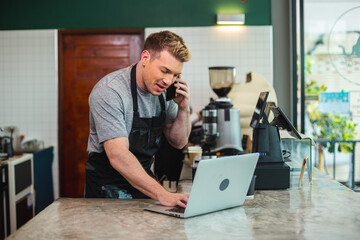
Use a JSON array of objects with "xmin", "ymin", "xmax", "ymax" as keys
[
  {"xmin": 0, "ymin": 27, "xmax": 272, "ymax": 200},
  {"xmin": 0, "ymin": 30, "xmax": 59, "ymax": 199},
  {"xmin": 145, "ymin": 26, "xmax": 273, "ymax": 112}
]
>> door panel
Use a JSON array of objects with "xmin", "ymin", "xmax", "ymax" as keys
[{"xmin": 59, "ymin": 29, "xmax": 144, "ymax": 197}]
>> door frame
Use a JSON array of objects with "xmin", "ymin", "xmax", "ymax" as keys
[{"xmin": 58, "ymin": 29, "xmax": 144, "ymax": 197}]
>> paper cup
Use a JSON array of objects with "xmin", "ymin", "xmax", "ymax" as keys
[{"xmin": 188, "ymin": 146, "xmax": 202, "ymax": 166}]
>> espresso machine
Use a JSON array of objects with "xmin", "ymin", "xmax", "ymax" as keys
[{"xmin": 201, "ymin": 67, "xmax": 243, "ymax": 156}]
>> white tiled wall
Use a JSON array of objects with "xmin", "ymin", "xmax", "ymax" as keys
[
  {"xmin": 146, "ymin": 26, "xmax": 273, "ymax": 112},
  {"xmin": 0, "ymin": 30, "xmax": 59, "ymax": 199}
]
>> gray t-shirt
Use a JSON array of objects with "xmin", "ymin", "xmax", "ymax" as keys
[{"xmin": 87, "ymin": 66, "xmax": 178, "ymax": 154}]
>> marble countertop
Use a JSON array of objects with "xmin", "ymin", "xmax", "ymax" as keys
[{"xmin": 8, "ymin": 169, "xmax": 360, "ymax": 240}]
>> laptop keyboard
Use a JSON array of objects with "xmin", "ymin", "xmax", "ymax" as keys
[{"xmin": 166, "ymin": 206, "xmax": 186, "ymax": 214}]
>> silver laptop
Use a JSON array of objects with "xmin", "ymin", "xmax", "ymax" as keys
[{"xmin": 144, "ymin": 153, "xmax": 259, "ymax": 218}]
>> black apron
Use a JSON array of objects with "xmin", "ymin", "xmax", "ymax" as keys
[{"xmin": 85, "ymin": 64, "xmax": 166, "ymax": 198}]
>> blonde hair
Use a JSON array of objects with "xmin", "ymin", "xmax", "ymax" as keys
[{"xmin": 144, "ymin": 31, "xmax": 191, "ymax": 62}]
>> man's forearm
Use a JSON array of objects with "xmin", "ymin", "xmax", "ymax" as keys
[
  {"xmin": 105, "ymin": 140, "xmax": 166, "ymax": 200},
  {"xmin": 167, "ymin": 106, "xmax": 191, "ymax": 149}
]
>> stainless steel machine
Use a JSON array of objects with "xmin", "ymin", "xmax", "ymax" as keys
[{"xmin": 201, "ymin": 66, "xmax": 243, "ymax": 156}]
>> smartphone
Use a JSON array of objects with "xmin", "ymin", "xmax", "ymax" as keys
[{"xmin": 166, "ymin": 82, "xmax": 178, "ymax": 101}]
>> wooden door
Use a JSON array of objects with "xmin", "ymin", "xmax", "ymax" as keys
[{"xmin": 59, "ymin": 29, "xmax": 144, "ymax": 197}]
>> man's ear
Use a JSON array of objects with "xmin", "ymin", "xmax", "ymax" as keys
[{"xmin": 141, "ymin": 50, "xmax": 151, "ymax": 66}]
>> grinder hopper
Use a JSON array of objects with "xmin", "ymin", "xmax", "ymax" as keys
[{"xmin": 209, "ymin": 66, "xmax": 236, "ymax": 99}]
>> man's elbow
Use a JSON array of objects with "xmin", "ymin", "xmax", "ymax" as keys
[{"xmin": 169, "ymin": 139, "xmax": 188, "ymax": 149}]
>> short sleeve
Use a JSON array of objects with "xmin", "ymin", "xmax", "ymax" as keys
[{"xmin": 89, "ymin": 85, "xmax": 128, "ymax": 143}]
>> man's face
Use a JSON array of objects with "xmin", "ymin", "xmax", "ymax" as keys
[{"xmin": 140, "ymin": 50, "xmax": 183, "ymax": 96}]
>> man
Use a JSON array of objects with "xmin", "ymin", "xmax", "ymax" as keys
[{"xmin": 85, "ymin": 31, "xmax": 191, "ymax": 208}]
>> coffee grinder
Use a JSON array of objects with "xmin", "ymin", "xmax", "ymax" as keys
[{"xmin": 201, "ymin": 66, "xmax": 243, "ymax": 156}]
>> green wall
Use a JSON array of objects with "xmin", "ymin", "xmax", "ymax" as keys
[{"xmin": 0, "ymin": 0, "xmax": 271, "ymax": 30}]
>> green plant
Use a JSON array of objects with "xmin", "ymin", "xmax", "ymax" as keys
[
  {"xmin": 307, "ymin": 103, "xmax": 357, "ymax": 153},
  {"xmin": 305, "ymin": 54, "xmax": 357, "ymax": 153},
  {"xmin": 305, "ymin": 80, "xmax": 327, "ymax": 95}
]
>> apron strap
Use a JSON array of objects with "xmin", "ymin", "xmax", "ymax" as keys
[
  {"xmin": 130, "ymin": 64, "xmax": 140, "ymax": 117},
  {"xmin": 159, "ymin": 92, "xmax": 165, "ymax": 111},
  {"xmin": 158, "ymin": 93, "xmax": 166, "ymax": 122}
]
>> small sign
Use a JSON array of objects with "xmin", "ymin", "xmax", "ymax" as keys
[
  {"xmin": 305, "ymin": 94, "xmax": 319, "ymax": 102},
  {"xmin": 319, "ymin": 92, "xmax": 350, "ymax": 114}
]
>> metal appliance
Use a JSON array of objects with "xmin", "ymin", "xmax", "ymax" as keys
[
  {"xmin": 201, "ymin": 66, "xmax": 243, "ymax": 156},
  {"xmin": 0, "ymin": 127, "xmax": 14, "ymax": 160}
]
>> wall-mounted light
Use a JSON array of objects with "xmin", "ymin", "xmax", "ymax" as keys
[{"xmin": 217, "ymin": 14, "xmax": 245, "ymax": 25}]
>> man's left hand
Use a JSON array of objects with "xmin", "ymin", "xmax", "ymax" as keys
[{"xmin": 173, "ymin": 78, "xmax": 190, "ymax": 111}]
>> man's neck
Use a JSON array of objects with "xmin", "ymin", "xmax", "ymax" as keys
[{"xmin": 135, "ymin": 62, "xmax": 147, "ymax": 92}]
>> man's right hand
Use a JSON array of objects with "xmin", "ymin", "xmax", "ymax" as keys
[{"xmin": 157, "ymin": 192, "xmax": 189, "ymax": 208}]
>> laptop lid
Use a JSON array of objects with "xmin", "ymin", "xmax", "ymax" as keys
[
  {"xmin": 144, "ymin": 153, "xmax": 259, "ymax": 218},
  {"xmin": 183, "ymin": 153, "xmax": 259, "ymax": 218}
]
